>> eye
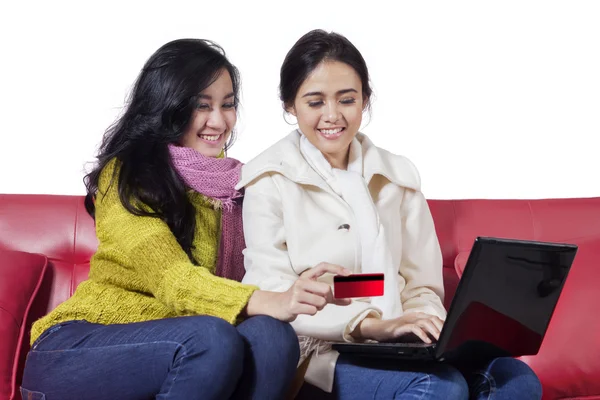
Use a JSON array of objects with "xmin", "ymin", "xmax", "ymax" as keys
[
  {"xmin": 195, "ymin": 103, "xmax": 210, "ymax": 110},
  {"xmin": 222, "ymin": 102, "xmax": 237, "ymax": 109},
  {"xmin": 308, "ymin": 100, "xmax": 324, "ymax": 107},
  {"xmin": 340, "ymin": 98, "xmax": 356, "ymax": 105}
]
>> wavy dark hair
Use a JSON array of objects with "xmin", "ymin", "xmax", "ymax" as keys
[
  {"xmin": 84, "ymin": 38, "xmax": 241, "ymax": 264},
  {"xmin": 279, "ymin": 29, "xmax": 373, "ymax": 111}
]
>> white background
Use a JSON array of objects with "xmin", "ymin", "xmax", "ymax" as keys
[{"xmin": 1, "ymin": 1, "xmax": 598, "ymax": 199}]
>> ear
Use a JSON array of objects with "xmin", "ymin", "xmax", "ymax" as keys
[
  {"xmin": 285, "ymin": 103, "xmax": 297, "ymax": 117},
  {"xmin": 362, "ymin": 95, "xmax": 370, "ymax": 111}
]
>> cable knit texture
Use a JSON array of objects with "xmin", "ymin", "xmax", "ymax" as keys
[{"xmin": 30, "ymin": 158, "xmax": 257, "ymax": 344}]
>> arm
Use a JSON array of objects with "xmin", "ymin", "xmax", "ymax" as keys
[
  {"xmin": 95, "ymin": 160, "xmax": 257, "ymax": 324},
  {"xmin": 398, "ymin": 187, "xmax": 447, "ymax": 319},
  {"xmin": 242, "ymin": 173, "xmax": 380, "ymax": 341}
]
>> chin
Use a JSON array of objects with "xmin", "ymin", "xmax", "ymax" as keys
[
  {"xmin": 316, "ymin": 138, "xmax": 353, "ymax": 155},
  {"xmin": 193, "ymin": 146, "xmax": 222, "ymax": 158}
]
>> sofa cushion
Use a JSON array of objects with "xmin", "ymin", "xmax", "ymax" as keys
[
  {"xmin": 454, "ymin": 251, "xmax": 470, "ymax": 277},
  {"xmin": 0, "ymin": 249, "xmax": 47, "ymax": 400}
]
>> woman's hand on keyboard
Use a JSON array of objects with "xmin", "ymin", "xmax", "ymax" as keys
[{"xmin": 351, "ymin": 312, "xmax": 444, "ymax": 343}]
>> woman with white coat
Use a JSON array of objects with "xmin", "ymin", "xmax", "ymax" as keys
[{"xmin": 238, "ymin": 29, "xmax": 543, "ymax": 400}]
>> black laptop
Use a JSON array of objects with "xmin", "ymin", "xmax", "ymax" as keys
[{"xmin": 332, "ymin": 237, "xmax": 577, "ymax": 363}]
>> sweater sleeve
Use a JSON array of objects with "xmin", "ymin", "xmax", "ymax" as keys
[{"xmin": 95, "ymin": 160, "xmax": 257, "ymax": 324}]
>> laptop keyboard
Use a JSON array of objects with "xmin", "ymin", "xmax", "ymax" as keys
[{"xmin": 378, "ymin": 341, "xmax": 435, "ymax": 348}]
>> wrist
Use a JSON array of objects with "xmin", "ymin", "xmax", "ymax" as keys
[
  {"xmin": 245, "ymin": 290, "xmax": 272, "ymax": 317},
  {"xmin": 351, "ymin": 316, "xmax": 379, "ymax": 340}
]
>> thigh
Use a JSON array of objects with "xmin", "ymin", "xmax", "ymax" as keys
[
  {"xmin": 333, "ymin": 354, "xmax": 468, "ymax": 400},
  {"xmin": 31, "ymin": 316, "xmax": 234, "ymax": 352},
  {"xmin": 22, "ymin": 316, "xmax": 240, "ymax": 400}
]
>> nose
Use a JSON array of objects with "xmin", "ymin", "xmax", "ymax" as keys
[
  {"xmin": 206, "ymin": 109, "xmax": 226, "ymax": 131},
  {"xmin": 323, "ymin": 102, "xmax": 341, "ymax": 123}
]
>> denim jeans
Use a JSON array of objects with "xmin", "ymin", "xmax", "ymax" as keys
[
  {"xmin": 333, "ymin": 354, "xmax": 468, "ymax": 400},
  {"xmin": 299, "ymin": 354, "xmax": 542, "ymax": 400},
  {"xmin": 462, "ymin": 356, "xmax": 543, "ymax": 400},
  {"xmin": 20, "ymin": 315, "xmax": 300, "ymax": 400}
]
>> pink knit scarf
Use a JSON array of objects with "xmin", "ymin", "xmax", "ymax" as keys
[{"xmin": 168, "ymin": 144, "xmax": 246, "ymax": 282}]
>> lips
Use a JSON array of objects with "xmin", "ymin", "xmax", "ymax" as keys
[
  {"xmin": 317, "ymin": 127, "xmax": 346, "ymax": 140},
  {"xmin": 197, "ymin": 132, "xmax": 224, "ymax": 145},
  {"xmin": 199, "ymin": 134, "xmax": 221, "ymax": 141}
]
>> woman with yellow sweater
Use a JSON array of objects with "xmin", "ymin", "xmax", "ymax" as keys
[{"xmin": 20, "ymin": 39, "xmax": 349, "ymax": 400}]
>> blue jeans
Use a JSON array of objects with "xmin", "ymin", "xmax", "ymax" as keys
[
  {"xmin": 21, "ymin": 315, "xmax": 300, "ymax": 400},
  {"xmin": 463, "ymin": 357, "xmax": 543, "ymax": 400},
  {"xmin": 333, "ymin": 354, "xmax": 468, "ymax": 400},
  {"xmin": 300, "ymin": 354, "xmax": 542, "ymax": 399}
]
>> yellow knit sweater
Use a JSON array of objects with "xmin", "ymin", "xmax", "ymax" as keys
[{"xmin": 31, "ymin": 160, "xmax": 257, "ymax": 344}]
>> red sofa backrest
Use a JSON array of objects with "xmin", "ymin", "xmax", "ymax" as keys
[
  {"xmin": 0, "ymin": 195, "xmax": 97, "ymax": 318},
  {"xmin": 429, "ymin": 197, "xmax": 600, "ymax": 267},
  {"xmin": 3, "ymin": 195, "xmax": 599, "ymax": 315}
]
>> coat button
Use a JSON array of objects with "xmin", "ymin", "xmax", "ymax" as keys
[{"xmin": 338, "ymin": 224, "xmax": 350, "ymax": 230}]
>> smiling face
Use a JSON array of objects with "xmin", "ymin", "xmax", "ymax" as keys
[
  {"xmin": 179, "ymin": 69, "xmax": 237, "ymax": 157},
  {"xmin": 287, "ymin": 60, "xmax": 366, "ymax": 169}
]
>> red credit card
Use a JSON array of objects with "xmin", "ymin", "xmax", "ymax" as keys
[{"xmin": 333, "ymin": 273, "xmax": 384, "ymax": 298}]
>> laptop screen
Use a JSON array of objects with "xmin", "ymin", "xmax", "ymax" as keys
[{"xmin": 436, "ymin": 237, "xmax": 577, "ymax": 360}]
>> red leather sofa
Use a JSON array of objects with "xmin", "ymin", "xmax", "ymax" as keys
[{"xmin": 1, "ymin": 194, "xmax": 599, "ymax": 400}]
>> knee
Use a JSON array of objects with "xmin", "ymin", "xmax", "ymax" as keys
[
  {"xmin": 430, "ymin": 364, "xmax": 470, "ymax": 399},
  {"xmin": 487, "ymin": 358, "xmax": 542, "ymax": 398},
  {"xmin": 240, "ymin": 316, "xmax": 300, "ymax": 364},
  {"xmin": 177, "ymin": 316, "xmax": 244, "ymax": 374}
]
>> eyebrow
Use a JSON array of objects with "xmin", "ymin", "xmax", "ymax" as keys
[
  {"xmin": 301, "ymin": 88, "xmax": 358, "ymax": 98},
  {"xmin": 197, "ymin": 92, "xmax": 235, "ymax": 100}
]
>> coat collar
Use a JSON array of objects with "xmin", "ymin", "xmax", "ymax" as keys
[{"xmin": 236, "ymin": 130, "xmax": 421, "ymax": 192}]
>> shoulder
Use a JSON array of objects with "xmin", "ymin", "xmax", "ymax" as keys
[
  {"xmin": 97, "ymin": 158, "xmax": 121, "ymax": 194},
  {"xmin": 237, "ymin": 130, "xmax": 307, "ymax": 189},
  {"xmin": 359, "ymin": 133, "xmax": 422, "ymax": 192}
]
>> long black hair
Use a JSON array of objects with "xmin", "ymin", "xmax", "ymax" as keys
[
  {"xmin": 84, "ymin": 38, "xmax": 241, "ymax": 264},
  {"xmin": 279, "ymin": 29, "xmax": 373, "ymax": 110}
]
